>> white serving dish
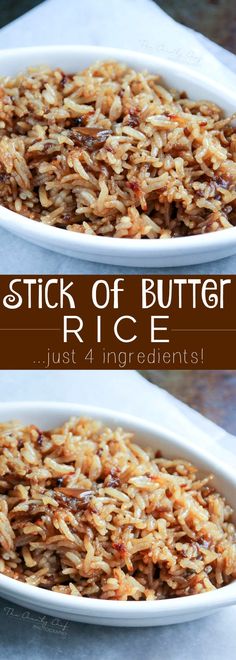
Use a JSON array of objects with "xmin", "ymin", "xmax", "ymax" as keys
[
  {"xmin": 0, "ymin": 45, "xmax": 236, "ymax": 267},
  {"xmin": 0, "ymin": 400, "xmax": 235, "ymax": 627}
]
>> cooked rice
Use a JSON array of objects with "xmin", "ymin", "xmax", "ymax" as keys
[
  {"xmin": 0, "ymin": 416, "xmax": 235, "ymax": 600},
  {"xmin": 0, "ymin": 61, "xmax": 235, "ymax": 238}
]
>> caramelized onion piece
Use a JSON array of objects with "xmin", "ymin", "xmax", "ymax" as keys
[
  {"xmin": 55, "ymin": 487, "xmax": 91, "ymax": 498},
  {"xmin": 70, "ymin": 127, "xmax": 112, "ymax": 150},
  {"xmin": 54, "ymin": 487, "xmax": 94, "ymax": 512}
]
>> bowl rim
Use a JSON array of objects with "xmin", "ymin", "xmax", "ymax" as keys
[
  {"xmin": 0, "ymin": 43, "xmax": 236, "ymax": 256},
  {"xmin": 1, "ymin": 204, "xmax": 236, "ymax": 254},
  {"xmin": 0, "ymin": 399, "xmax": 236, "ymax": 618}
]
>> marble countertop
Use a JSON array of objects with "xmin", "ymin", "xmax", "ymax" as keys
[{"xmin": 144, "ymin": 370, "xmax": 236, "ymax": 434}]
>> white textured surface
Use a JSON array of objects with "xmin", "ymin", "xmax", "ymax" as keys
[
  {"xmin": 0, "ymin": 0, "xmax": 236, "ymax": 274},
  {"xmin": 0, "ymin": 369, "xmax": 236, "ymax": 657}
]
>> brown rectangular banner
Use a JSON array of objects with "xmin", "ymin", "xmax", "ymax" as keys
[{"xmin": 0, "ymin": 275, "xmax": 235, "ymax": 369}]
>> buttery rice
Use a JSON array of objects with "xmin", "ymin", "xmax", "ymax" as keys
[
  {"xmin": 0, "ymin": 61, "xmax": 235, "ymax": 239},
  {"xmin": 0, "ymin": 417, "xmax": 235, "ymax": 600}
]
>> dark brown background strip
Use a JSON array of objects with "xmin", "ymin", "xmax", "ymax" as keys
[{"xmin": 0, "ymin": 275, "xmax": 235, "ymax": 369}]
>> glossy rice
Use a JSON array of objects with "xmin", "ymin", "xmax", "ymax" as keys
[
  {"xmin": 0, "ymin": 417, "xmax": 236, "ymax": 600},
  {"xmin": 0, "ymin": 61, "xmax": 236, "ymax": 239}
]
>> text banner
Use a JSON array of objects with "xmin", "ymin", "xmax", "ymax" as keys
[{"xmin": 0, "ymin": 275, "xmax": 234, "ymax": 369}]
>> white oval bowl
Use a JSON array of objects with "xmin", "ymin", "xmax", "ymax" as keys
[
  {"xmin": 0, "ymin": 45, "xmax": 236, "ymax": 267},
  {"xmin": 0, "ymin": 400, "xmax": 235, "ymax": 627}
]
